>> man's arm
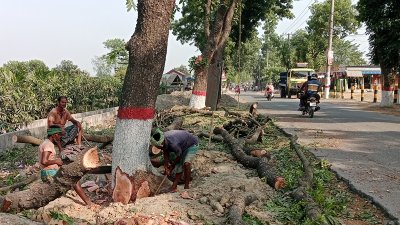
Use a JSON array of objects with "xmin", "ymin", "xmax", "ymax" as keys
[
  {"xmin": 41, "ymin": 151, "xmax": 63, "ymax": 167},
  {"xmin": 67, "ymin": 112, "xmax": 82, "ymax": 130}
]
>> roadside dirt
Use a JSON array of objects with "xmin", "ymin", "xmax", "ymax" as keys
[{"xmin": 0, "ymin": 92, "xmax": 392, "ymax": 225}]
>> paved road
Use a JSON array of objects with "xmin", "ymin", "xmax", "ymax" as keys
[{"xmin": 237, "ymin": 91, "xmax": 400, "ymax": 222}]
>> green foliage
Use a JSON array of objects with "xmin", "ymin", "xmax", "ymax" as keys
[
  {"xmin": 188, "ymin": 55, "xmax": 208, "ymax": 72},
  {"xmin": 49, "ymin": 211, "xmax": 74, "ymax": 225},
  {"xmin": 125, "ymin": 0, "xmax": 136, "ymax": 11},
  {"xmin": 0, "ymin": 60, "xmax": 122, "ymax": 132},
  {"xmin": 0, "ymin": 146, "xmax": 38, "ymax": 170},
  {"xmin": 357, "ymin": 0, "xmax": 400, "ymax": 87}
]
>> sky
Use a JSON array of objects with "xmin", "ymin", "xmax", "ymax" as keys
[{"xmin": 0, "ymin": 0, "xmax": 369, "ymax": 76}]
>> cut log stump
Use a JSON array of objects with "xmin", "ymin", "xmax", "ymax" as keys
[{"xmin": 1, "ymin": 147, "xmax": 100, "ymax": 212}]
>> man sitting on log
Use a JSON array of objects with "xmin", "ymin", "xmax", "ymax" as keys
[
  {"xmin": 150, "ymin": 128, "xmax": 199, "ymax": 192},
  {"xmin": 39, "ymin": 127, "xmax": 93, "ymax": 206},
  {"xmin": 47, "ymin": 96, "xmax": 83, "ymax": 149}
]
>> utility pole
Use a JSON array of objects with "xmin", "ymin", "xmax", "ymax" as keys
[
  {"xmin": 237, "ymin": 0, "xmax": 242, "ymax": 108},
  {"xmin": 287, "ymin": 33, "xmax": 291, "ymax": 70},
  {"xmin": 325, "ymin": 0, "xmax": 335, "ymax": 99}
]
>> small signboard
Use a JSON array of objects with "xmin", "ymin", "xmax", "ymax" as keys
[{"xmin": 327, "ymin": 50, "xmax": 334, "ymax": 66}]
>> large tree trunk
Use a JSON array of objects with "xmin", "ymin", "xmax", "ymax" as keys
[
  {"xmin": 1, "ymin": 147, "xmax": 100, "ymax": 212},
  {"xmin": 380, "ymin": 66, "xmax": 394, "ymax": 107},
  {"xmin": 205, "ymin": 44, "xmax": 225, "ymax": 110},
  {"xmin": 189, "ymin": 0, "xmax": 239, "ymax": 109},
  {"xmin": 112, "ymin": 0, "xmax": 175, "ymax": 204}
]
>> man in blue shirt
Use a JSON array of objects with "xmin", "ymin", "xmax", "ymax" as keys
[
  {"xmin": 299, "ymin": 73, "xmax": 321, "ymax": 110},
  {"xmin": 150, "ymin": 128, "xmax": 199, "ymax": 192}
]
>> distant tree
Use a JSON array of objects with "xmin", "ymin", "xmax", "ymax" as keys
[
  {"xmin": 92, "ymin": 56, "xmax": 113, "ymax": 77},
  {"xmin": 52, "ymin": 60, "xmax": 89, "ymax": 77},
  {"xmin": 306, "ymin": 0, "xmax": 360, "ymax": 68},
  {"xmin": 332, "ymin": 39, "xmax": 366, "ymax": 66},
  {"xmin": 102, "ymin": 38, "xmax": 129, "ymax": 73},
  {"xmin": 172, "ymin": 0, "xmax": 293, "ymax": 108},
  {"xmin": 357, "ymin": 0, "xmax": 400, "ymax": 106}
]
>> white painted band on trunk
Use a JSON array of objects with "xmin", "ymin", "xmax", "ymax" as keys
[
  {"xmin": 380, "ymin": 90, "xmax": 393, "ymax": 107},
  {"xmin": 112, "ymin": 119, "xmax": 153, "ymax": 186},
  {"xmin": 189, "ymin": 94, "xmax": 206, "ymax": 109}
]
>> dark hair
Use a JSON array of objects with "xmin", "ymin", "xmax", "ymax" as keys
[{"xmin": 57, "ymin": 96, "xmax": 67, "ymax": 102}]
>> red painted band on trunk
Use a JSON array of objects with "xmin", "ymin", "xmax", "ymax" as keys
[
  {"xmin": 324, "ymin": 86, "xmax": 331, "ymax": 88},
  {"xmin": 192, "ymin": 90, "xmax": 207, "ymax": 96},
  {"xmin": 117, "ymin": 107, "xmax": 154, "ymax": 120},
  {"xmin": 382, "ymin": 87, "xmax": 394, "ymax": 91}
]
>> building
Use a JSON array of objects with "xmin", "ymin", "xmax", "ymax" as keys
[{"xmin": 160, "ymin": 69, "xmax": 192, "ymax": 93}]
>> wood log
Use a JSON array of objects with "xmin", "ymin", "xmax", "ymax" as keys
[
  {"xmin": 12, "ymin": 135, "xmax": 43, "ymax": 146},
  {"xmin": 162, "ymin": 116, "xmax": 183, "ymax": 131},
  {"xmin": 213, "ymin": 127, "xmax": 285, "ymax": 190},
  {"xmin": 196, "ymin": 131, "xmax": 224, "ymax": 142},
  {"xmin": 221, "ymin": 106, "xmax": 243, "ymax": 117},
  {"xmin": 1, "ymin": 147, "xmax": 100, "ymax": 212},
  {"xmin": 245, "ymin": 125, "xmax": 266, "ymax": 144},
  {"xmin": 0, "ymin": 174, "xmax": 38, "ymax": 193},
  {"xmin": 83, "ymin": 134, "xmax": 114, "ymax": 143},
  {"xmin": 289, "ymin": 136, "xmax": 326, "ymax": 223},
  {"xmin": 227, "ymin": 194, "xmax": 258, "ymax": 225}
]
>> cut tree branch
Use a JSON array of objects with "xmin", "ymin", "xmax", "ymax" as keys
[{"xmin": 213, "ymin": 127, "xmax": 285, "ymax": 190}]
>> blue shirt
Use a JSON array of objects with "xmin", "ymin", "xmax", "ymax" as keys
[
  {"xmin": 306, "ymin": 79, "xmax": 321, "ymax": 95},
  {"xmin": 162, "ymin": 130, "xmax": 198, "ymax": 157}
]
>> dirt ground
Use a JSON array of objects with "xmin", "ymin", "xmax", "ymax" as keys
[
  {"xmin": 3, "ymin": 92, "xmax": 274, "ymax": 225},
  {"xmin": 0, "ymin": 91, "xmax": 392, "ymax": 225}
]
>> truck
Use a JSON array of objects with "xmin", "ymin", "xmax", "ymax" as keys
[{"xmin": 279, "ymin": 64, "xmax": 316, "ymax": 98}]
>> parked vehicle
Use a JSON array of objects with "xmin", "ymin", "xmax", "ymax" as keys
[{"xmin": 279, "ymin": 63, "xmax": 316, "ymax": 98}]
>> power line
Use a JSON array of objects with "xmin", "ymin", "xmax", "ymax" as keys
[{"xmin": 283, "ymin": 0, "xmax": 314, "ymax": 34}]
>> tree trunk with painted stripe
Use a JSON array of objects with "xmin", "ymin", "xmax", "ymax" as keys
[
  {"xmin": 380, "ymin": 67, "xmax": 394, "ymax": 107},
  {"xmin": 189, "ymin": 0, "xmax": 239, "ymax": 109},
  {"xmin": 111, "ymin": 0, "xmax": 175, "ymax": 204}
]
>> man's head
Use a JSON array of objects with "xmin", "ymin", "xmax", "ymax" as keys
[
  {"xmin": 47, "ymin": 126, "xmax": 62, "ymax": 142},
  {"xmin": 57, "ymin": 96, "xmax": 68, "ymax": 109},
  {"xmin": 311, "ymin": 73, "xmax": 318, "ymax": 80},
  {"xmin": 150, "ymin": 128, "xmax": 164, "ymax": 148}
]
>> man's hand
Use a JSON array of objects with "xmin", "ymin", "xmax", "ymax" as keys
[
  {"xmin": 61, "ymin": 127, "xmax": 66, "ymax": 135},
  {"xmin": 55, "ymin": 158, "xmax": 63, "ymax": 166},
  {"xmin": 165, "ymin": 164, "xmax": 172, "ymax": 177}
]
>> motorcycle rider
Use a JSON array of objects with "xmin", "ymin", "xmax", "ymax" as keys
[
  {"xmin": 265, "ymin": 83, "xmax": 274, "ymax": 98},
  {"xmin": 298, "ymin": 73, "xmax": 321, "ymax": 111}
]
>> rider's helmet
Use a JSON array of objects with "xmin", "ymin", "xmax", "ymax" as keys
[{"xmin": 311, "ymin": 73, "xmax": 318, "ymax": 80}]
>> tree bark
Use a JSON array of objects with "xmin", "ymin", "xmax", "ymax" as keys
[
  {"xmin": 1, "ymin": 147, "xmax": 100, "ymax": 212},
  {"xmin": 111, "ymin": 0, "xmax": 175, "ymax": 204},
  {"xmin": 227, "ymin": 194, "xmax": 258, "ymax": 225},
  {"xmin": 83, "ymin": 134, "xmax": 114, "ymax": 143},
  {"xmin": 206, "ymin": 44, "xmax": 224, "ymax": 110},
  {"xmin": 213, "ymin": 127, "xmax": 285, "ymax": 190},
  {"xmin": 190, "ymin": 0, "xmax": 239, "ymax": 109}
]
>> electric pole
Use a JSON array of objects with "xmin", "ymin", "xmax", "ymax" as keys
[{"xmin": 325, "ymin": 0, "xmax": 335, "ymax": 99}]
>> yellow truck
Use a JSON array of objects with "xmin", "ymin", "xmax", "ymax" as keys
[{"xmin": 279, "ymin": 66, "xmax": 316, "ymax": 98}]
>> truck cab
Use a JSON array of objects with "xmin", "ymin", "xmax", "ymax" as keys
[{"xmin": 279, "ymin": 65, "xmax": 315, "ymax": 98}]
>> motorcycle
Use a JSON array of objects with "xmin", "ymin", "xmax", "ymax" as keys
[
  {"xmin": 265, "ymin": 92, "xmax": 273, "ymax": 101},
  {"xmin": 298, "ymin": 92, "xmax": 320, "ymax": 118}
]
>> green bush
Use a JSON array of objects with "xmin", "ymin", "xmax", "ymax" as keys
[{"xmin": 0, "ymin": 64, "xmax": 122, "ymax": 132}]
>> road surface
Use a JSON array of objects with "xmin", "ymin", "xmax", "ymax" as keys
[{"xmin": 236, "ymin": 91, "xmax": 400, "ymax": 223}]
